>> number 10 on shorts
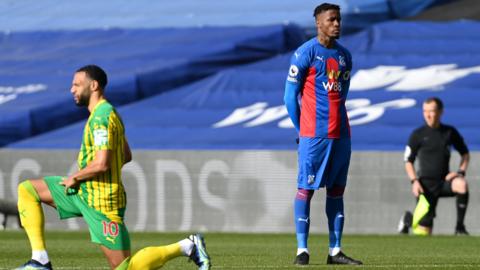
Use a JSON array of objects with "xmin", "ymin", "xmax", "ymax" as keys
[{"xmin": 102, "ymin": 220, "xmax": 119, "ymax": 237}]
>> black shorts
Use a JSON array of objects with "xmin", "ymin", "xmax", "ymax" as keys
[{"xmin": 417, "ymin": 178, "xmax": 455, "ymax": 227}]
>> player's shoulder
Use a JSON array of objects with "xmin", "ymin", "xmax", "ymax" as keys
[
  {"xmin": 96, "ymin": 100, "xmax": 114, "ymax": 114},
  {"xmin": 439, "ymin": 123, "xmax": 461, "ymax": 134},
  {"xmin": 411, "ymin": 125, "xmax": 427, "ymax": 136},
  {"xmin": 294, "ymin": 37, "xmax": 319, "ymax": 56},
  {"xmin": 91, "ymin": 100, "xmax": 115, "ymax": 121},
  {"xmin": 439, "ymin": 123, "xmax": 455, "ymax": 130},
  {"xmin": 335, "ymin": 41, "xmax": 352, "ymax": 58}
]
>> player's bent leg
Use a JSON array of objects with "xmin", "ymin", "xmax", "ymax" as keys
[
  {"xmin": 119, "ymin": 234, "xmax": 210, "ymax": 270},
  {"xmin": 16, "ymin": 180, "xmax": 52, "ymax": 269},
  {"xmin": 451, "ymin": 178, "xmax": 469, "ymax": 235},
  {"xmin": 100, "ymin": 246, "xmax": 130, "ymax": 269},
  {"xmin": 121, "ymin": 244, "xmax": 180, "ymax": 270}
]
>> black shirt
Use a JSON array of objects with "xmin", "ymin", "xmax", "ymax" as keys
[{"xmin": 404, "ymin": 124, "xmax": 469, "ymax": 180}]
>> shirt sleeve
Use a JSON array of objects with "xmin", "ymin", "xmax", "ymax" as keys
[
  {"xmin": 91, "ymin": 113, "xmax": 112, "ymax": 151},
  {"xmin": 451, "ymin": 127, "xmax": 469, "ymax": 155},
  {"xmin": 404, "ymin": 131, "xmax": 420, "ymax": 163},
  {"xmin": 284, "ymin": 47, "xmax": 311, "ymax": 132}
]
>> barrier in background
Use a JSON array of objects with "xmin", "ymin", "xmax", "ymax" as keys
[{"xmin": 0, "ymin": 149, "xmax": 478, "ymax": 235}]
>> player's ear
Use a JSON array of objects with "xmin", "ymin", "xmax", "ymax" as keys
[{"xmin": 90, "ymin": 80, "xmax": 100, "ymax": 92}]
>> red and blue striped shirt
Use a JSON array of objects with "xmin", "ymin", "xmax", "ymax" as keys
[{"xmin": 284, "ymin": 37, "xmax": 352, "ymax": 139}]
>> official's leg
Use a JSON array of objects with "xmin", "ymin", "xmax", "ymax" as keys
[
  {"xmin": 447, "ymin": 178, "xmax": 468, "ymax": 234},
  {"xmin": 16, "ymin": 179, "xmax": 53, "ymax": 269}
]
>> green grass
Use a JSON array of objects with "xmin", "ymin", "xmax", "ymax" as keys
[{"xmin": 1, "ymin": 231, "xmax": 479, "ymax": 269}]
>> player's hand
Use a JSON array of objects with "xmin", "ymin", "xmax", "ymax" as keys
[
  {"xmin": 60, "ymin": 176, "xmax": 79, "ymax": 194},
  {"xmin": 412, "ymin": 180, "xmax": 423, "ymax": 197},
  {"xmin": 445, "ymin": 171, "xmax": 459, "ymax": 181}
]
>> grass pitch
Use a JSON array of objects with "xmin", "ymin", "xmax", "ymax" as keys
[{"xmin": 1, "ymin": 231, "xmax": 479, "ymax": 269}]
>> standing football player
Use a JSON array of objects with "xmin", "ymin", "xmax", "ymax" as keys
[
  {"xmin": 15, "ymin": 65, "xmax": 211, "ymax": 270},
  {"xmin": 284, "ymin": 3, "xmax": 362, "ymax": 265}
]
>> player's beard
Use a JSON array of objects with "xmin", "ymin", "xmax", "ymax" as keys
[{"xmin": 76, "ymin": 90, "xmax": 90, "ymax": 107}]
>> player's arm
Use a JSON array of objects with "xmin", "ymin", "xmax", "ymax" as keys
[
  {"xmin": 124, "ymin": 139, "xmax": 132, "ymax": 165},
  {"xmin": 284, "ymin": 81, "xmax": 301, "ymax": 132},
  {"xmin": 284, "ymin": 49, "xmax": 309, "ymax": 132},
  {"xmin": 458, "ymin": 153, "xmax": 469, "ymax": 174},
  {"xmin": 453, "ymin": 127, "xmax": 469, "ymax": 176},
  {"xmin": 404, "ymin": 132, "xmax": 423, "ymax": 196},
  {"xmin": 62, "ymin": 149, "xmax": 111, "ymax": 190}
]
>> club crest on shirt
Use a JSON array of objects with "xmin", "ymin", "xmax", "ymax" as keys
[{"xmin": 339, "ymin": 55, "xmax": 346, "ymax": 67}]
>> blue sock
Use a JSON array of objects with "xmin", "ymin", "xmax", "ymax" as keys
[
  {"xmin": 294, "ymin": 189, "xmax": 313, "ymax": 249},
  {"xmin": 326, "ymin": 187, "xmax": 344, "ymax": 250}
]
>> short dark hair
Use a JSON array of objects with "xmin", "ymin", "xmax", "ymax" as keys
[
  {"xmin": 313, "ymin": 3, "xmax": 340, "ymax": 17},
  {"xmin": 76, "ymin": 65, "xmax": 108, "ymax": 90},
  {"xmin": 424, "ymin": 97, "xmax": 444, "ymax": 111}
]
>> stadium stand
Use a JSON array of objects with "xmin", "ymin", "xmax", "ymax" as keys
[
  {"xmin": 0, "ymin": 25, "xmax": 304, "ymax": 146},
  {"xmin": 0, "ymin": 0, "xmax": 450, "ymax": 147},
  {"xmin": 8, "ymin": 20, "xmax": 480, "ymax": 150},
  {"xmin": 0, "ymin": 0, "xmax": 450, "ymax": 33}
]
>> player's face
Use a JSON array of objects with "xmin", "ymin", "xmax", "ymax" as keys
[
  {"xmin": 423, "ymin": 101, "xmax": 442, "ymax": 128},
  {"xmin": 316, "ymin": 10, "xmax": 341, "ymax": 39},
  {"xmin": 71, "ymin": 72, "xmax": 92, "ymax": 107}
]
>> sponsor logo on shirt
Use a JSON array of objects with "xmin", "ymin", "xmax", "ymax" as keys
[{"xmin": 324, "ymin": 58, "xmax": 342, "ymax": 92}]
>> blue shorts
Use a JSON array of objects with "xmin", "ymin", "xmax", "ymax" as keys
[{"xmin": 297, "ymin": 137, "xmax": 351, "ymax": 190}]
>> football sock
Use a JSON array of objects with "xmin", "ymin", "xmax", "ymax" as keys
[
  {"xmin": 294, "ymin": 189, "xmax": 313, "ymax": 249},
  {"xmin": 178, "ymin": 238, "xmax": 194, "ymax": 256},
  {"xmin": 32, "ymin": 250, "xmax": 50, "ymax": 265},
  {"xmin": 18, "ymin": 180, "xmax": 49, "ymax": 262},
  {"xmin": 456, "ymin": 192, "xmax": 468, "ymax": 227},
  {"xmin": 125, "ymin": 243, "xmax": 182, "ymax": 269},
  {"xmin": 297, "ymin": 248, "xmax": 309, "ymax": 255},
  {"xmin": 326, "ymin": 193, "xmax": 344, "ymax": 252},
  {"xmin": 329, "ymin": 247, "xmax": 341, "ymax": 256}
]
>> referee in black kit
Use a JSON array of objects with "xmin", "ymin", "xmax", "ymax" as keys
[{"xmin": 398, "ymin": 97, "xmax": 470, "ymax": 236}]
